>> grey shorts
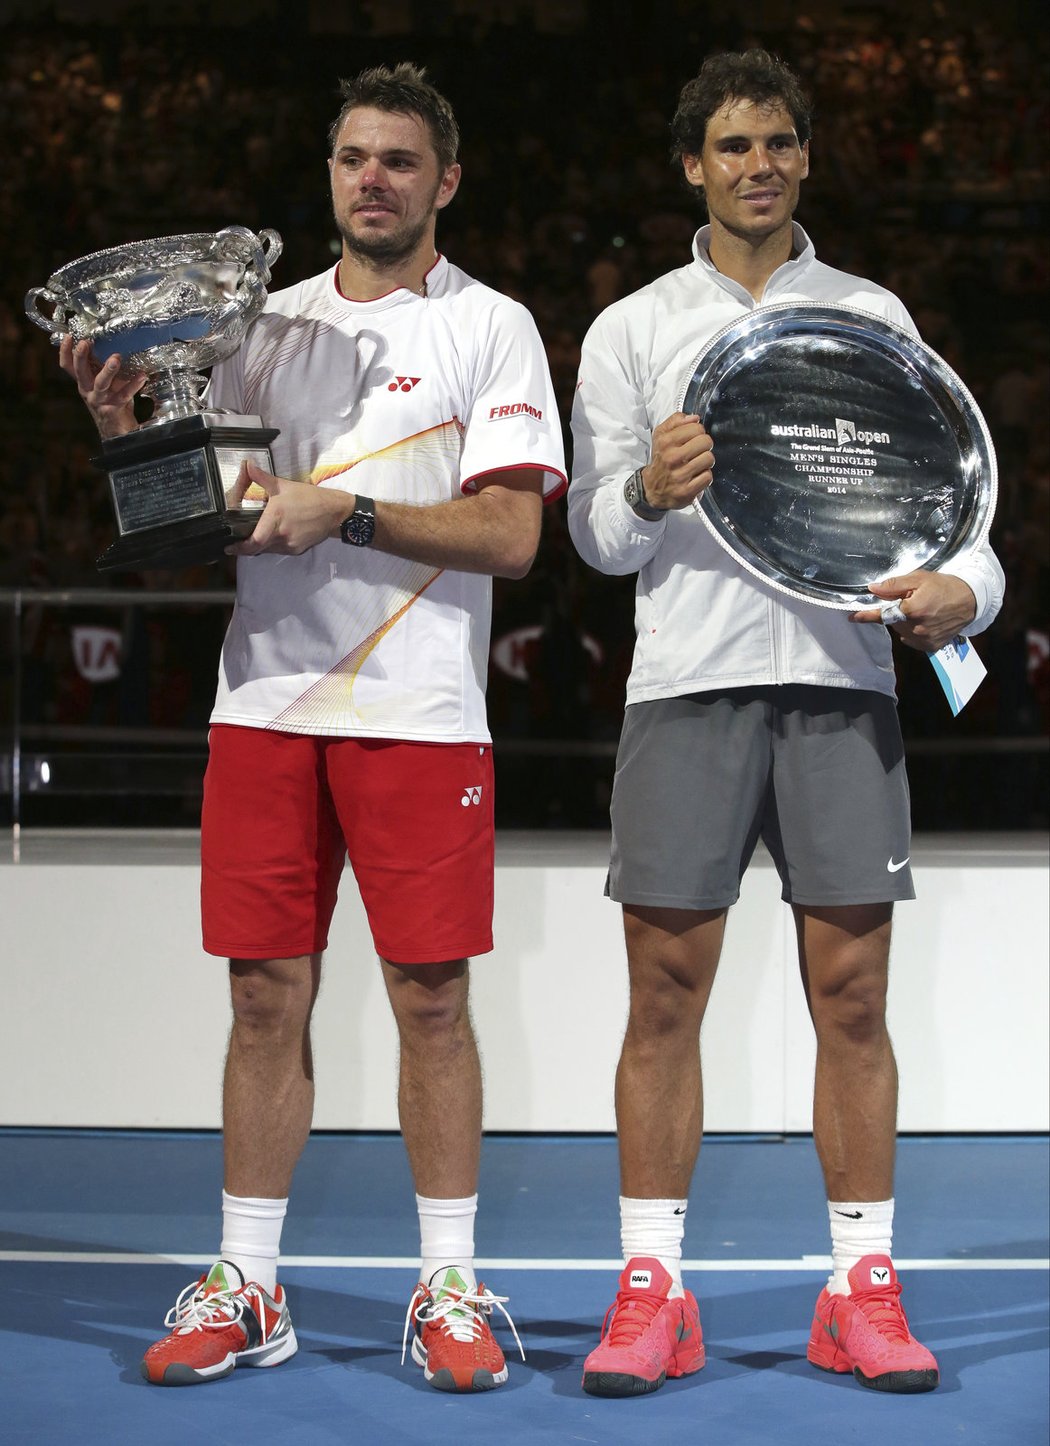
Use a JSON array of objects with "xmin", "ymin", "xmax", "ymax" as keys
[{"xmin": 608, "ymin": 685, "xmax": 915, "ymax": 909}]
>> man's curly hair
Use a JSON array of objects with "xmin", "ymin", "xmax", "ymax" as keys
[{"xmin": 671, "ymin": 48, "xmax": 812, "ymax": 163}]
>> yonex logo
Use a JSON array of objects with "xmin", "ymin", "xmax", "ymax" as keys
[
  {"xmin": 870, "ymin": 1266, "xmax": 890, "ymax": 1285},
  {"xmin": 487, "ymin": 402, "xmax": 543, "ymax": 422},
  {"xmin": 388, "ymin": 376, "xmax": 421, "ymax": 392},
  {"xmin": 630, "ymin": 1270, "xmax": 652, "ymax": 1288},
  {"xmin": 461, "ymin": 786, "xmax": 483, "ymax": 807}
]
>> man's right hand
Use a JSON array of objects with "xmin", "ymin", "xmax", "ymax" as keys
[
  {"xmin": 59, "ymin": 336, "xmax": 147, "ymax": 440},
  {"xmin": 642, "ymin": 412, "xmax": 715, "ymax": 509}
]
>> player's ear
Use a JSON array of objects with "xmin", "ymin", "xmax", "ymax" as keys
[
  {"xmin": 683, "ymin": 154, "xmax": 705, "ymax": 191},
  {"xmin": 435, "ymin": 164, "xmax": 461, "ymax": 210}
]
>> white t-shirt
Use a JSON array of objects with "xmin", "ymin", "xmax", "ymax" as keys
[{"xmin": 208, "ymin": 256, "xmax": 566, "ymax": 741}]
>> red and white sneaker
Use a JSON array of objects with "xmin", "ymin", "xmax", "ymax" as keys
[
  {"xmin": 582, "ymin": 1257, "xmax": 705, "ymax": 1397},
  {"xmin": 807, "ymin": 1254, "xmax": 939, "ymax": 1393},
  {"xmin": 402, "ymin": 1267, "xmax": 524, "ymax": 1392},
  {"xmin": 141, "ymin": 1260, "xmax": 297, "ymax": 1386}
]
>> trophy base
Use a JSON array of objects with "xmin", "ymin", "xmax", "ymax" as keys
[
  {"xmin": 92, "ymin": 413, "xmax": 278, "ymax": 574},
  {"xmin": 96, "ymin": 508, "xmax": 261, "ymax": 572}
]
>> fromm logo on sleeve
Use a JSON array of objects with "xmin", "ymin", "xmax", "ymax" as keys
[{"xmin": 488, "ymin": 402, "xmax": 543, "ymax": 421}]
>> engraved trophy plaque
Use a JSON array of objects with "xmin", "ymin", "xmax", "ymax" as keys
[
  {"xmin": 26, "ymin": 225, "xmax": 283, "ymax": 571},
  {"xmin": 678, "ymin": 302, "xmax": 997, "ymax": 608}
]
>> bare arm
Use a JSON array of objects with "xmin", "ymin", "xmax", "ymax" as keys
[{"xmin": 226, "ymin": 461, "xmax": 545, "ymax": 579}]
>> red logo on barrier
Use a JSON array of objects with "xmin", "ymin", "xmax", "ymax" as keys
[{"xmin": 72, "ymin": 626, "xmax": 122, "ymax": 683}]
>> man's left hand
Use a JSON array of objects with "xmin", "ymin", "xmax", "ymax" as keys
[
  {"xmin": 225, "ymin": 461, "xmax": 354, "ymax": 556},
  {"xmin": 851, "ymin": 570, "xmax": 977, "ymax": 652}
]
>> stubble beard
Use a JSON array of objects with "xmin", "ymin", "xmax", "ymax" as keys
[
  {"xmin": 335, "ymin": 177, "xmax": 442, "ymax": 267},
  {"xmin": 706, "ymin": 197, "xmax": 798, "ymax": 249},
  {"xmin": 338, "ymin": 209, "xmax": 434, "ymax": 265}
]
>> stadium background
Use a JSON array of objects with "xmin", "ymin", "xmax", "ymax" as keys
[{"xmin": 1, "ymin": 0, "xmax": 1046, "ymax": 831}]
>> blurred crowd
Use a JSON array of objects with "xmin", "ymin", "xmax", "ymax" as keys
[{"xmin": 0, "ymin": 1, "xmax": 1046, "ymax": 825}]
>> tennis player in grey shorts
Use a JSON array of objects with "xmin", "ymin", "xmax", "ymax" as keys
[
  {"xmin": 609, "ymin": 685, "xmax": 915, "ymax": 910},
  {"xmin": 565, "ymin": 48, "xmax": 1004, "ymax": 1403}
]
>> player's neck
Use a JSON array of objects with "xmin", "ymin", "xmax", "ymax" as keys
[
  {"xmin": 706, "ymin": 222, "xmax": 795, "ymax": 302},
  {"xmin": 336, "ymin": 247, "xmax": 436, "ymax": 303}
]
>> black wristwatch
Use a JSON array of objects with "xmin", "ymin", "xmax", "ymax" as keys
[
  {"xmin": 624, "ymin": 469, "xmax": 667, "ymax": 522},
  {"xmin": 339, "ymin": 495, "xmax": 376, "ymax": 547}
]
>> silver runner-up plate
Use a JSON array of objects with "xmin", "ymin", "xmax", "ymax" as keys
[{"xmin": 678, "ymin": 302, "xmax": 997, "ymax": 609}]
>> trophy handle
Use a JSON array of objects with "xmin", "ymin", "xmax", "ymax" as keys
[
  {"xmin": 258, "ymin": 229, "xmax": 283, "ymax": 274},
  {"xmin": 214, "ymin": 225, "xmax": 283, "ymax": 286},
  {"xmin": 24, "ymin": 285, "xmax": 70, "ymax": 340}
]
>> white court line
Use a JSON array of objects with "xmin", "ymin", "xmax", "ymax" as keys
[{"xmin": 1, "ymin": 1252, "xmax": 1047, "ymax": 1271}]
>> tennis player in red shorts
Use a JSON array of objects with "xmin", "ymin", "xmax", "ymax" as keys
[{"xmin": 61, "ymin": 62, "xmax": 565, "ymax": 1393}]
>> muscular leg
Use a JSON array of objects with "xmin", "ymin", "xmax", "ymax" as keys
[
  {"xmin": 797, "ymin": 904, "xmax": 940, "ymax": 1390},
  {"xmin": 382, "ymin": 958, "xmax": 482, "ymax": 1198},
  {"xmin": 580, "ymin": 906, "xmax": 720, "ymax": 1394},
  {"xmin": 794, "ymin": 903, "xmax": 897, "ymax": 1201},
  {"xmin": 223, "ymin": 954, "xmax": 322, "ymax": 1198},
  {"xmin": 616, "ymin": 906, "xmax": 726, "ymax": 1198}
]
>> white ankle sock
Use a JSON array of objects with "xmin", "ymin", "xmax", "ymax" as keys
[
  {"xmin": 620, "ymin": 1195, "xmax": 688, "ymax": 1298},
  {"xmin": 827, "ymin": 1197, "xmax": 894, "ymax": 1295},
  {"xmin": 417, "ymin": 1192, "xmax": 478, "ymax": 1291},
  {"xmin": 220, "ymin": 1190, "xmax": 287, "ymax": 1295}
]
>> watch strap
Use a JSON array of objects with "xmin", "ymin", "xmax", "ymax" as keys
[{"xmin": 626, "ymin": 469, "xmax": 667, "ymax": 522}]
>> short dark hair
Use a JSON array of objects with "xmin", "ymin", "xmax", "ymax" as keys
[
  {"xmin": 328, "ymin": 62, "xmax": 460, "ymax": 171},
  {"xmin": 671, "ymin": 48, "xmax": 812, "ymax": 162}
]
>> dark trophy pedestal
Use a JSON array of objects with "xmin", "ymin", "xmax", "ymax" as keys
[{"xmin": 93, "ymin": 413, "xmax": 278, "ymax": 572}]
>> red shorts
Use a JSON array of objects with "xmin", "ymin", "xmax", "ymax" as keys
[{"xmin": 201, "ymin": 725, "xmax": 494, "ymax": 964}]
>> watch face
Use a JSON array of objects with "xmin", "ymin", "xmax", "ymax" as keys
[
  {"xmin": 344, "ymin": 512, "xmax": 375, "ymax": 546},
  {"xmin": 625, "ymin": 472, "xmax": 641, "ymax": 508}
]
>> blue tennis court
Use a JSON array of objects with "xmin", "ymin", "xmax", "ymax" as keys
[{"xmin": 2, "ymin": 1132, "xmax": 1047, "ymax": 1445}]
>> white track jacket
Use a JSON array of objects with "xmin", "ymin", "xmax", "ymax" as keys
[{"xmin": 568, "ymin": 224, "xmax": 1004, "ymax": 704}]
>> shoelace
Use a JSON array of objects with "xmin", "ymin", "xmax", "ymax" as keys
[
  {"xmin": 854, "ymin": 1281, "xmax": 911, "ymax": 1343},
  {"xmin": 164, "ymin": 1279, "xmax": 248, "ymax": 1335},
  {"xmin": 400, "ymin": 1284, "xmax": 525, "ymax": 1362},
  {"xmin": 601, "ymin": 1288, "xmax": 666, "ymax": 1346}
]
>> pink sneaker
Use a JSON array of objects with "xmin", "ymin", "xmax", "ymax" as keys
[
  {"xmin": 807, "ymin": 1255, "xmax": 939, "ymax": 1393},
  {"xmin": 582, "ymin": 1257, "xmax": 705, "ymax": 1397}
]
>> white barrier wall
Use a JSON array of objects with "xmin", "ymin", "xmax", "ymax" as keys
[{"xmin": 1, "ymin": 831, "xmax": 1047, "ymax": 1133}]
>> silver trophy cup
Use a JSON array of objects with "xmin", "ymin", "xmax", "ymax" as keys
[{"xmin": 26, "ymin": 225, "xmax": 283, "ymax": 571}]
